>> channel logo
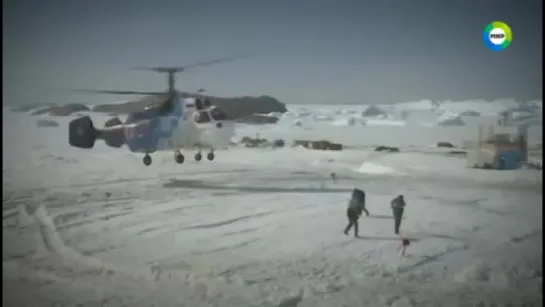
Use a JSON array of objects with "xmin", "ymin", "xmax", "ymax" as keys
[{"xmin": 483, "ymin": 21, "xmax": 512, "ymax": 52}]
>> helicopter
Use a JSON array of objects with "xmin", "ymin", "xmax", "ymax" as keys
[{"xmin": 68, "ymin": 57, "xmax": 243, "ymax": 166}]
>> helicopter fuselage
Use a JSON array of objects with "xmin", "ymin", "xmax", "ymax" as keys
[{"xmin": 121, "ymin": 97, "xmax": 234, "ymax": 153}]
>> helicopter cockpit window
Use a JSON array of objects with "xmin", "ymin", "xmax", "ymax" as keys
[
  {"xmin": 195, "ymin": 111, "xmax": 212, "ymax": 124},
  {"xmin": 209, "ymin": 108, "xmax": 230, "ymax": 121}
]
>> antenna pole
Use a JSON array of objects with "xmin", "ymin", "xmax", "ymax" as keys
[{"xmin": 168, "ymin": 71, "xmax": 176, "ymax": 93}]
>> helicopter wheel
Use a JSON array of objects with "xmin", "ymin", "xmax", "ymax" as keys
[
  {"xmin": 207, "ymin": 151, "xmax": 215, "ymax": 161},
  {"xmin": 174, "ymin": 151, "xmax": 184, "ymax": 164},
  {"xmin": 143, "ymin": 154, "xmax": 152, "ymax": 166},
  {"xmin": 194, "ymin": 152, "xmax": 202, "ymax": 162}
]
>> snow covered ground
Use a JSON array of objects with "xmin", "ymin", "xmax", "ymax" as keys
[{"xmin": 3, "ymin": 100, "xmax": 543, "ymax": 307}]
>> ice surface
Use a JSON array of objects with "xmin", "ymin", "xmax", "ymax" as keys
[{"xmin": 3, "ymin": 100, "xmax": 543, "ymax": 306}]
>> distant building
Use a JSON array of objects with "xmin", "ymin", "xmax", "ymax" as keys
[{"xmin": 466, "ymin": 111, "xmax": 528, "ymax": 170}]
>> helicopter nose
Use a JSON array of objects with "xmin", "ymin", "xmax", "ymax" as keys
[{"xmin": 216, "ymin": 122, "xmax": 223, "ymax": 129}]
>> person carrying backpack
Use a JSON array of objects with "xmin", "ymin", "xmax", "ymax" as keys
[
  {"xmin": 344, "ymin": 188, "xmax": 369, "ymax": 237},
  {"xmin": 391, "ymin": 195, "xmax": 406, "ymax": 235}
]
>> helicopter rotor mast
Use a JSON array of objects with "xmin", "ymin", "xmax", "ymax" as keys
[
  {"xmin": 129, "ymin": 67, "xmax": 185, "ymax": 94},
  {"xmin": 131, "ymin": 55, "xmax": 250, "ymax": 94}
]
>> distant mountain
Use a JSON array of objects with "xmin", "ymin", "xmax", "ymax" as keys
[
  {"xmin": 437, "ymin": 116, "xmax": 465, "ymax": 127},
  {"xmin": 191, "ymin": 94, "xmax": 287, "ymax": 119},
  {"xmin": 459, "ymin": 110, "xmax": 481, "ymax": 117},
  {"xmin": 362, "ymin": 105, "xmax": 387, "ymax": 117}
]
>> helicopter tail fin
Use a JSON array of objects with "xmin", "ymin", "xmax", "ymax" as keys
[{"xmin": 69, "ymin": 116, "xmax": 97, "ymax": 149}]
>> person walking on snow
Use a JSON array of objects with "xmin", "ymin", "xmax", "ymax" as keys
[
  {"xmin": 391, "ymin": 195, "xmax": 406, "ymax": 235},
  {"xmin": 344, "ymin": 188, "xmax": 369, "ymax": 237}
]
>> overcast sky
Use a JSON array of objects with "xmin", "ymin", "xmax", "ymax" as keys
[{"xmin": 3, "ymin": 0, "xmax": 542, "ymax": 105}]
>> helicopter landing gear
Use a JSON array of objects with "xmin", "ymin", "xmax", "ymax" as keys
[
  {"xmin": 143, "ymin": 154, "xmax": 152, "ymax": 166},
  {"xmin": 207, "ymin": 150, "xmax": 215, "ymax": 161},
  {"xmin": 193, "ymin": 146, "xmax": 214, "ymax": 162},
  {"xmin": 174, "ymin": 150, "xmax": 185, "ymax": 164}
]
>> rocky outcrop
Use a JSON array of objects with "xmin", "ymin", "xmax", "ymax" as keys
[
  {"xmin": 240, "ymin": 136, "xmax": 270, "ymax": 148},
  {"xmin": 293, "ymin": 140, "xmax": 343, "ymax": 151},
  {"xmin": 211, "ymin": 95, "xmax": 287, "ymax": 119},
  {"xmin": 31, "ymin": 104, "xmax": 90, "ymax": 116},
  {"xmin": 238, "ymin": 136, "xmax": 286, "ymax": 149},
  {"xmin": 437, "ymin": 142, "xmax": 455, "ymax": 148},
  {"xmin": 375, "ymin": 146, "xmax": 400, "ymax": 153},
  {"xmin": 460, "ymin": 110, "xmax": 481, "ymax": 116},
  {"xmin": 437, "ymin": 116, "xmax": 465, "ymax": 126},
  {"xmin": 236, "ymin": 114, "xmax": 279, "ymax": 124},
  {"xmin": 362, "ymin": 105, "xmax": 387, "ymax": 117}
]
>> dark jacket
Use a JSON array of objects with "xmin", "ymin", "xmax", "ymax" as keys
[
  {"xmin": 391, "ymin": 195, "xmax": 406, "ymax": 211},
  {"xmin": 348, "ymin": 188, "xmax": 368, "ymax": 217}
]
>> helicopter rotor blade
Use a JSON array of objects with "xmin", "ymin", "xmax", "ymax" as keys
[
  {"xmin": 71, "ymin": 89, "xmax": 212, "ymax": 100},
  {"xmin": 131, "ymin": 55, "xmax": 251, "ymax": 73},
  {"xmin": 71, "ymin": 89, "xmax": 166, "ymax": 96}
]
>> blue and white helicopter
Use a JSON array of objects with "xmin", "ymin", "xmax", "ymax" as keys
[{"xmin": 68, "ymin": 57, "xmax": 242, "ymax": 166}]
